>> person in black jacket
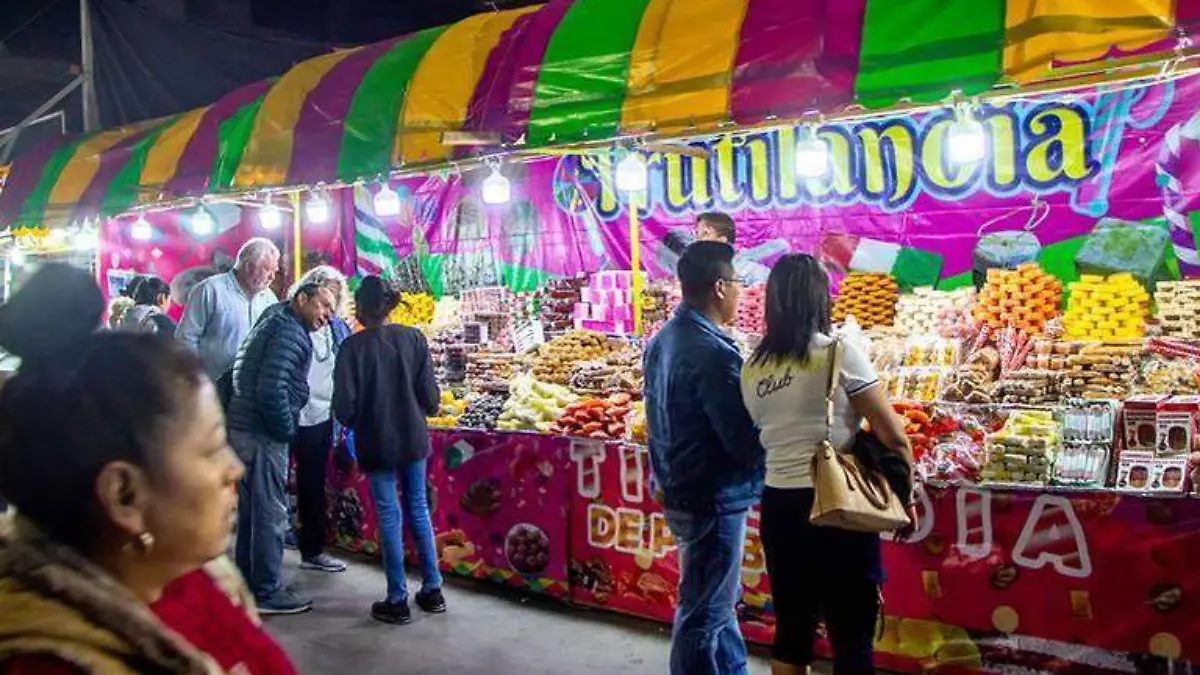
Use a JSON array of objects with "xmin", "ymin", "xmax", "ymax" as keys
[
  {"xmin": 333, "ymin": 276, "xmax": 442, "ymax": 625},
  {"xmin": 228, "ymin": 282, "xmax": 335, "ymax": 615}
]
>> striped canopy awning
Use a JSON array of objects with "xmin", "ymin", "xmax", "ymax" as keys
[{"xmin": 3, "ymin": 0, "xmax": 1198, "ymax": 228}]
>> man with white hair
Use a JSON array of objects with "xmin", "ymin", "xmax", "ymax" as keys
[{"xmin": 177, "ymin": 237, "xmax": 281, "ymax": 382}]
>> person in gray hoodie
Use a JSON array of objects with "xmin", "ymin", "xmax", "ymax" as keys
[{"xmin": 120, "ymin": 276, "xmax": 177, "ymax": 340}]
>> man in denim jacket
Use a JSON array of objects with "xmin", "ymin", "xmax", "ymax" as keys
[{"xmin": 643, "ymin": 240, "xmax": 765, "ymax": 675}]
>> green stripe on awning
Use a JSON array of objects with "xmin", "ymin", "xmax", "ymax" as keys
[
  {"xmin": 100, "ymin": 123, "xmax": 176, "ymax": 217},
  {"xmin": 855, "ymin": 0, "xmax": 1005, "ymax": 109},
  {"xmin": 210, "ymin": 95, "xmax": 268, "ymax": 192},
  {"xmin": 526, "ymin": 0, "xmax": 655, "ymax": 146},
  {"xmin": 15, "ymin": 139, "xmax": 88, "ymax": 228},
  {"xmin": 337, "ymin": 27, "xmax": 447, "ymax": 183}
]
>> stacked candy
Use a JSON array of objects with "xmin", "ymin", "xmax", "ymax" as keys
[
  {"xmin": 1062, "ymin": 273, "xmax": 1149, "ymax": 341},
  {"xmin": 982, "ymin": 409, "xmax": 1060, "ymax": 485},
  {"xmin": 972, "ymin": 263, "xmax": 1061, "ymax": 336},
  {"xmin": 388, "ymin": 292, "xmax": 436, "ymax": 326},
  {"xmin": 832, "ymin": 273, "xmax": 898, "ymax": 328},
  {"xmin": 1154, "ymin": 280, "xmax": 1200, "ymax": 339},
  {"xmin": 736, "ymin": 284, "xmax": 765, "ymax": 334},
  {"xmin": 894, "ymin": 287, "xmax": 976, "ymax": 337}
]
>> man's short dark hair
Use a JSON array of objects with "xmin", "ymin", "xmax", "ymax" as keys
[
  {"xmin": 697, "ymin": 212, "xmax": 736, "ymax": 245},
  {"xmin": 677, "ymin": 241, "xmax": 735, "ymax": 305}
]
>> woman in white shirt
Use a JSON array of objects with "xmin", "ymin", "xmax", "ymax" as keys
[
  {"xmin": 739, "ymin": 254, "xmax": 911, "ymax": 675},
  {"xmin": 287, "ymin": 266, "xmax": 353, "ymax": 573}
]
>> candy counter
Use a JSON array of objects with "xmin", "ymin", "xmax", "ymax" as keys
[{"xmin": 324, "ymin": 269, "xmax": 1200, "ymax": 673}]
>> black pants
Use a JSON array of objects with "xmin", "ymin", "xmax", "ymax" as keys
[
  {"xmin": 761, "ymin": 487, "xmax": 882, "ymax": 675},
  {"xmin": 291, "ymin": 420, "xmax": 333, "ymax": 559}
]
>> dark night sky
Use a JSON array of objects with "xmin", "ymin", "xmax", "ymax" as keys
[{"xmin": 0, "ymin": 0, "xmax": 539, "ymax": 134}]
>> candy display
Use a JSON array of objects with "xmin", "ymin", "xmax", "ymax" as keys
[
  {"xmin": 894, "ymin": 287, "xmax": 976, "ymax": 337},
  {"xmin": 1061, "ymin": 273, "xmax": 1149, "ymax": 341},
  {"xmin": 548, "ymin": 394, "xmax": 633, "ymax": 440},
  {"xmin": 832, "ymin": 272, "xmax": 898, "ymax": 328},
  {"xmin": 532, "ymin": 330, "xmax": 614, "ymax": 385},
  {"xmin": 361, "ymin": 262, "xmax": 1197, "ymax": 496},
  {"xmin": 1154, "ymin": 280, "xmax": 1200, "ymax": 339},
  {"xmin": 458, "ymin": 394, "xmax": 509, "ymax": 430},
  {"xmin": 494, "ymin": 375, "xmax": 579, "ymax": 432},
  {"xmin": 428, "ymin": 390, "xmax": 469, "ymax": 428},
  {"xmin": 388, "ymin": 292, "xmax": 435, "ymax": 326},
  {"xmin": 982, "ymin": 409, "xmax": 1060, "ymax": 485},
  {"xmin": 972, "ymin": 263, "xmax": 1062, "ymax": 335},
  {"xmin": 736, "ymin": 284, "xmax": 765, "ymax": 335}
]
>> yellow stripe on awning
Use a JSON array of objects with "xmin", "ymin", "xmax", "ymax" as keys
[
  {"xmin": 1004, "ymin": 0, "xmax": 1174, "ymax": 82},
  {"xmin": 46, "ymin": 122, "xmax": 157, "ymax": 207},
  {"xmin": 232, "ymin": 49, "xmax": 356, "ymax": 189},
  {"xmin": 140, "ymin": 106, "xmax": 210, "ymax": 189},
  {"xmin": 394, "ymin": 6, "xmax": 538, "ymax": 166},
  {"xmin": 620, "ymin": 0, "xmax": 749, "ymax": 134}
]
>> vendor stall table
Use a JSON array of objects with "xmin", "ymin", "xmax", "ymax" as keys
[{"xmin": 327, "ymin": 428, "xmax": 1199, "ymax": 674}]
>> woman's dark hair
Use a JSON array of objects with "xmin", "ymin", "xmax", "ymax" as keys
[
  {"xmin": 355, "ymin": 275, "xmax": 401, "ymax": 325},
  {"xmin": 750, "ymin": 254, "xmax": 832, "ymax": 366},
  {"xmin": 0, "ymin": 264, "xmax": 206, "ymax": 551},
  {"xmin": 123, "ymin": 275, "xmax": 145, "ymax": 299},
  {"xmin": 132, "ymin": 275, "xmax": 170, "ymax": 306}
]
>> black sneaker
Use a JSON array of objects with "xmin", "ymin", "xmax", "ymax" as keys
[
  {"xmin": 415, "ymin": 588, "xmax": 447, "ymax": 614},
  {"xmin": 371, "ymin": 599, "xmax": 412, "ymax": 625}
]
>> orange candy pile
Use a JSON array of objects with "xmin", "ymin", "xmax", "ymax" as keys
[
  {"xmin": 972, "ymin": 263, "xmax": 1062, "ymax": 336},
  {"xmin": 832, "ymin": 273, "xmax": 899, "ymax": 328}
]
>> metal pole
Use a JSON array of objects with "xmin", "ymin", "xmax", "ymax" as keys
[
  {"xmin": 80, "ymin": 0, "xmax": 100, "ymax": 132},
  {"xmin": 0, "ymin": 78, "xmax": 84, "ymax": 165}
]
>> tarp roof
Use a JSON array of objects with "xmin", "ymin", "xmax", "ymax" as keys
[{"xmin": 3, "ymin": 0, "xmax": 1199, "ymax": 229}]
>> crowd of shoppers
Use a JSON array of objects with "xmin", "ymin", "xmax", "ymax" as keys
[{"xmin": 0, "ymin": 208, "xmax": 910, "ymax": 673}]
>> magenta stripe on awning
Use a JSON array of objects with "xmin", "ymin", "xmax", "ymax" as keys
[
  {"xmin": 460, "ymin": 11, "xmax": 537, "ymax": 145},
  {"xmin": 731, "ymin": 0, "xmax": 853, "ymax": 125},
  {"xmin": 163, "ymin": 80, "xmax": 273, "ymax": 198},
  {"xmin": 70, "ymin": 123, "xmax": 164, "ymax": 222},
  {"xmin": 287, "ymin": 38, "xmax": 404, "ymax": 185},
  {"xmin": 0, "ymin": 135, "xmax": 73, "ymax": 225},
  {"xmin": 461, "ymin": 0, "xmax": 573, "ymax": 153}
]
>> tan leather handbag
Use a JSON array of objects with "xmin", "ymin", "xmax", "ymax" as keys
[{"xmin": 809, "ymin": 339, "xmax": 911, "ymax": 533}]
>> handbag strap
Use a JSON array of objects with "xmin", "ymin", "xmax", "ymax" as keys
[{"xmin": 824, "ymin": 338, "xmax": 844, "ymax": 444}]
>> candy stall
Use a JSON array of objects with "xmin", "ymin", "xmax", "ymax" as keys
[{"xmin": 3, "ymin": 2, "xmax": 1200, "ymax": 673}]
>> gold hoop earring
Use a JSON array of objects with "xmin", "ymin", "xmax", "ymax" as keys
[{"xmin": 123, "ymin": 531, "xmax": 156, "ymax": 556}]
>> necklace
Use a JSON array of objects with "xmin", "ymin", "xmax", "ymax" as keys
[{"xmin": 313, "ymin": 327, "xmax": 334, "ymax": 363}]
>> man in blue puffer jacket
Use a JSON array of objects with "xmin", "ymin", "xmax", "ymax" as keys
[{"xmin": 228, "ymin": 282, "xmax": 335, "ymax": 615}]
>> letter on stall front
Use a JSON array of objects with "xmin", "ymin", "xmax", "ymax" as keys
[
  {"xmin": 1012, "ymin": 495, "xmax": 1092, "ymax": 579},
  {"xmin": 588, "ymin": 503, "xmax": 617, "ymax": 549},
  {"xmin": 955, "ymin": 487, "xmax": 993, "ymax": 560}
]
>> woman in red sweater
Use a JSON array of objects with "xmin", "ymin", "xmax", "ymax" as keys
[{"xmin": 0, "ymin": 264, "xmax": 296, "ymax": 675}]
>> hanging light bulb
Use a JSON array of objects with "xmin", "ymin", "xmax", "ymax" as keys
[
  {"xmin": 131, "ymin": 215, "xmax": 153, "ymax": 241},
  {"xmin": 948, "ymin": 106, "xmax": 986, "ymax": 164},
  {"xmin": 373, "ymin": 183, "xmax": 402, "ymax": 217},
  {"xmin": 795, "ymin": 127, "xmax": 830, "ymax": 179},
  {"xmin": 481, "ymin": 167, "xmax": 511, "ymax": 205},
  {"xmin": 191, "ymin": 208, "xmax": 215, "ymax": 236},
  {"xmin": 305, "ymin": 193, "xmax": 330, "ymax": 224},
  {"xmin": 73, "ymin": 228, "xmax": 98, "ymax": 251},
  {"xmin": 259, "ymin": 204, "xmax": 282, "ymax": 230},
  {"xmin": 8, "ymin": 249, "xmax": 26, "ymax": 266},
  {"xmin": 615, "ymin": 151, "xmax": 649, "ymax": 192}
]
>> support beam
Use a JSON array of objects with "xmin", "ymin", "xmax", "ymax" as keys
[{"xmin": 0, "ymin": 76, "xmax": 84, "ymax": 165}]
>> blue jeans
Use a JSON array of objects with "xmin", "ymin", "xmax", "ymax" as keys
[
  {"xmin": 665, "ymin": 509, "xmax": 750, "ymax": 675},
  {"xmin": 368, "ymin": 461, "xmax": 442, "ymax": 604},
  {"xmin": 231, "ymin": 430, "xmax": 290, "ymax": 599}
]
